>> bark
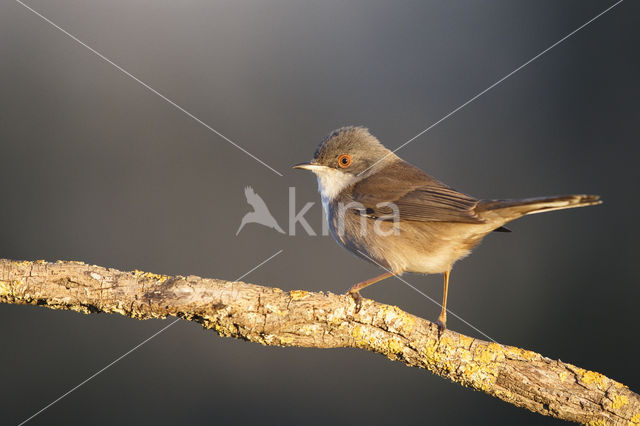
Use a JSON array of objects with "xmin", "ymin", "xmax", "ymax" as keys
[{"xmin": 1, "ymin": 259, "xmax": 638, "ymax": 424}]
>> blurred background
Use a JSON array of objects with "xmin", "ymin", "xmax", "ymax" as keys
[{"xmin": 1, "ymin": 0, "xmax": 638, "ymax": 424}]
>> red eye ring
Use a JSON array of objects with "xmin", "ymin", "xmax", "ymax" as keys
[{"xmin": 338, "ymin": 154, "xmax": 352, "ymax": 168}]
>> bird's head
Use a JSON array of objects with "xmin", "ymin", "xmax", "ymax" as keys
[
  {"xmin": 294, "ymin": 126, "xmax": 394, "ymax": 177},
  {"xmin": 293, "ymin": 127, "xmax": 398, "ymax": 201}
]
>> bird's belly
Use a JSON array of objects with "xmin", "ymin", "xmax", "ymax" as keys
[
  {"xmin": 371, "ymin": 235, "xmax": 465, "ymax": 274},
  {"xmin": 395, "ymin": 247, "xmax": 462, "ymax": 274},
  {"xmin": 391, "ymin": 222, "xmax": 487, "ymax": 273},
  {"xmin": 330, "ymin": 214, "xmax": 487, "ymax": 274}
]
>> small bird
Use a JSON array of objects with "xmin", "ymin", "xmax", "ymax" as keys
[
  {"xmin": 236, "ymin": 186, "xmax": 285, "ymax": 235},
  {"xmin": 293, "ymin": 126, "xmax": 601, "ymax": 330}
]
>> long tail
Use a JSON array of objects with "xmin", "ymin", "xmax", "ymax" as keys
[{"xmin": 477, "ymin": 194, "xmax": 601, "ymax": 219}]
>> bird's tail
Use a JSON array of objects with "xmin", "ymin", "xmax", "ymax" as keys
[{"xmin": 477, "ymin": 194, "xmax": 601, "ymax": 220}]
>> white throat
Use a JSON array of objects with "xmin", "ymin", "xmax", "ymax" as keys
[{"xmin": 313, "ymin": 168, "xmax": 357, "ymax": 213}]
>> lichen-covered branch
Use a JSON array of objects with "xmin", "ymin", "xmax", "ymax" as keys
[{"xmin": 0, "ymin": 259, "xmax": 638, "ymax": 424}]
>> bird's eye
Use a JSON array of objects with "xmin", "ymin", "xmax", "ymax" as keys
[{"xmin": 338, "ymin": 154, "xmax": 352, "ymax": 168}]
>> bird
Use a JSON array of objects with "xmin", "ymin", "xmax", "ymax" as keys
[
  {"xmin": 293, "ymin": 126, "xmax": 601, "ymax": 330},
  {"xmin": 236, "ymin": 186, "xmax": 285, "ymax": 235}
]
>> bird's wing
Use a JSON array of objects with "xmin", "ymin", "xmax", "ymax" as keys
[{"xmin": 350, "ymin": 161, "xmax": 484, "ymax": 224}]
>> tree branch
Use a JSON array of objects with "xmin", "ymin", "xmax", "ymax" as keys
[{"xmin": 1, "ymin": 259, "xmax": 637, "ymax": 424}]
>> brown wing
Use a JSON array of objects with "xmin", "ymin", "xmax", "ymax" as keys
[{"xmin": 349, "ymin": 160, "xmax": 484, "ymax": 224}]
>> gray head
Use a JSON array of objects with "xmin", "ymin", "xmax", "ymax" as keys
[
  {"xmin": 293, "ymin": 126, "xmax": 397, "ymax": 201},
  {"xmin": 295, "ymin": 126, "xmax": 394, "ymax": 176}
]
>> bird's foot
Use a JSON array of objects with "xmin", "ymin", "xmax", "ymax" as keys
[
  {"xmin": 435, "ymin": 316, "xmax": 447, "ymax": 337},
  {"xmin": 348, "ymin": 290, "xmax": 363, "ymax": 313}
]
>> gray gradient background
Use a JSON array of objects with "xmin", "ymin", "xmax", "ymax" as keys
[{"xmin": 1, "ymin": 1, "xmax": 639, "ymax": 424}]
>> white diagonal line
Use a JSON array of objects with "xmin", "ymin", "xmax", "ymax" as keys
[
  {"xmin": 356, "ymin": 250, "xmax": 496, "ymax": 342},
  {"xmin": 15, "ymin": 0, "xmax": 284, "ymax": 177},
  {"xmin": 359, "ymin": 0, "xmax": 624, "ymax": 176},
  {"xmin": 234, "ymin": 249, "xmax": 283, "ymax": 281},
  {"xmin": 18, "ymin": 249, "xmax": 284, "ymax": 425},
  {"xmin": 17, "ymin": 319, "xmax": 179, "ymax": 426}
]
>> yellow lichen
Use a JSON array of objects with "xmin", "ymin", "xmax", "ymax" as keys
[
  {"xmin": 582, "ymin": 370, "xmax": 608, "ymax": 390},
  {"xmin": 0, "ymin": 280, "xmax": 13, "ymax": 298},
  {"xmin": 350, "ymin": 324, "xmax": 405, "ymax": 359},
  {"xmin": 420, "ymin": 336, "xmax": 497, "ymax": 392},
  {"xmin": 275, "ymin": 335, "xmax": 294, "ymax": 346},
  {"xmin": 351, "ymin": 325, "xmax": 369, "ymax": 349},
  {"xmin": 378, "ymin": 305, "xmax": 415, "ymax": 332},
  {"xmin": 385, "ymin": 337, "xmax": 405, "ymax": 356},
  {"xmin": 422, "ymin": 336, "xmax": 459, "ymax": 374},
  {"xmin": 629, "ymin": 413, "xmax": 640, "ymax": 425},
  {"xmin": 453, "ymin": 343, "xmax": 503, "ymax": 391},
  {"xmin": 211, "ymin": 322, "xmax": 234, "ymax": 338},
  {"xmin": 142, "ymin": 272, "xmax": 168, "ymax": 282},
  {"xmin": 507, "ymin": 346, "xmax": 539, "ymax": 361},
  {"xmin": 327, "ymin": 308, "xmax": 347, "ymax": 326},
  {"xmin": 475, "ymin": 343, "xmax": 503, "ymax": 364},
  {"xmin": 610, "ymin": 394, "xmax": 629, "ymax": 410},
  {"xmin": 586, "ymin": 420, "xmax": 607, "ymax": 426},
  {"xmin": 131, "ymin": 270, "xmax": 168, "ymax": 282},
  {"xmin": 458, "ymin": 334, "xmax": 474, "ymax": 347},
  {"xmin": 289, "ymin": 290, "xmax": 309, "ymax": 300},
  {"xmin": 463, "ymin": 362, "xmax": 498, "ymax": 391}
]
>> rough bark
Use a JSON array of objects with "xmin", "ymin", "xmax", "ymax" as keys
[{"xmin": 0, "ymin": 259, "xmax": 638, "ymax": 424}]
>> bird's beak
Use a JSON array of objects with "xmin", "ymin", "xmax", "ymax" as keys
[{"xmin": 292, "ymin": 162, "xmax": 325, "ymax": 172}]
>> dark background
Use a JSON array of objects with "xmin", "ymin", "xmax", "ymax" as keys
[{"xmin": 1, "ymin": 1, "xmax": 638, "ymax": 424}]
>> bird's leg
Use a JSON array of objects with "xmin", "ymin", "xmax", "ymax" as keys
[
  {"xmin": 347, "ymin": 271, "xmax": 394, "ymax": 313},
  {"xmin": 436, "ymin": 268, "xmax": 451, "ymax": 332}
]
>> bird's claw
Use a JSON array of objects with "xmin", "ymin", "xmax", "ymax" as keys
[
  {"xmin": 348, "ymin": 291, "xmax": 363, "ymax": 313},
  {"xmin": 435, "ymin": 318, "xmax": 447, "ymax": 337}
]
